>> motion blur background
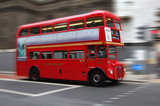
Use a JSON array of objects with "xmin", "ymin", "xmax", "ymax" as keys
[{"xmin": 0, "ymin": 0, "xmax": 160, "ymax": 80}]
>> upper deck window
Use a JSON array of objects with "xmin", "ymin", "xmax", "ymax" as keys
[
  {"xmin": 42, "ymin": 25, "xmax": 53, "ymax": 33},
  {"xmin": 69, "ymin": 20, "xmax": 84, "ymax": 30},
  {"xmin": 115, "ymin": 20, "xmax": 121, "ymax": 29},
  {"xmin": 19, "ymin": 28, "xmax": 29, "ymax": 36},
  {"xmin": 106, "ymin": 18, "xmax": 114, "ymax": 28},
  {"xmin": 54, "ymin": 23, "xmax": 68, "ymax": 32},
  {"xmin": 86, "ymin": 17, "xmax": 104, "ymax": 27},
  {"xmin": 30, "ymin": 27, "xmax": 40, "ymax": 35}
]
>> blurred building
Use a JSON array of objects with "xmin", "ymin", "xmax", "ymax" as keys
[
  {"xmin": 0, "ymin": 0, "xmax": 113, "ymax": 49},
  {"xmin": 115, "ymin": 0, "xmax": 160, "ymax": 74}
]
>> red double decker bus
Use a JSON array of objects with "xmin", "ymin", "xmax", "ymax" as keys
[{"xmin": 16, "ymin": 10, "xmax": 126, "ymax": 86}]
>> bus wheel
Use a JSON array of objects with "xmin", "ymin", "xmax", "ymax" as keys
[
  {"xmin": 29, "ymin": 68, "xmax": 40, "ymax": 81},
  {"xmin": 89, "ymin": 71, "xmax": 105, "ymax": 87}
]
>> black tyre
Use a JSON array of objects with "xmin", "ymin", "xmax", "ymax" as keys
[
  {"xmin": 29, "ymin": 68, "xmax": 40, "ymax": 81},
  {"xmin": 89, "ymin": 71, "xmax": 105, "ymax": 87}
]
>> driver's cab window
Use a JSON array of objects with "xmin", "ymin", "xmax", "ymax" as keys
[{"xmin": 97, "ymin": 45, "xmax": 107, "ymax": 58}]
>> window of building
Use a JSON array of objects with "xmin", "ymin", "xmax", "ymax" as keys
[
  {"xmin": 54, "ymin": 50, "xmax": 67, "ymax": 59},
  {"xmin": 86, "ymin": 17, "xmax": 104, "ymax": 27},
  {"xmin": 54, "ymin": 23, "xmax": 68, "ymax": 32},
  {"xmin": 30, "ymin": 27, "xmax": 40, "ymax": 35},
  {"xmin": 115, "ymin": 20, "xmax": 121, "ymax": 29},
  {"xmin": 30, "ymin": 52, "xmax": 40, "ymax": 59},
  {"xmin": 88, "ymin": 46, "xmax": 95, "ymax": 59},
  {"xmin": 97, "ymin": 45, "xmax": 107, "ymax": 58},
  {"xmin": 106, "ymin": 18, "xmax": 114, "ymax": 28},
  {"xmin": 69, "ymin": 50, "xmax": 84, "ymax": 59},
  {"xmin": 20, "ymin": 28, "xmax": 29, "ymax": 36},
  {"xmin": 69, "ymin": 20, "xmax": 84, "ymax": 30},
  {"xmin": 41, "ymin": 25, "xmax": 53, "ymax": 33},
  {"xmin": 41, "ymin": 52, "xmax": 52, "ymax": 59}
]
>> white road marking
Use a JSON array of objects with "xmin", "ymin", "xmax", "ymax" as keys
[
  {"xmin": 0, "ymin": 78, "xmax": 81, "ymax": 87},
  {"xmin": 0, "ymin": 86, "xmax": 81, "ymax": 97},
  {"xmin": 123, "ymin": 92, "xmax": 132, "ymax": 95},
  {"xmin": 117, "ymin": 95, "xmax": 126, "ymax": 97},
  {"xmin": 0, "ymin": 89, "xmax": 34, "ymax": 96},
  {"xmin": 133, "ymin": 88, "xmax": 141, "ymax": 91},
  {"xmin": 110, "ymin": 97, "xmax": 120, "ymax": 100},
  {"xmin": 0, "ymin": 78, "xmax": 82, "ymax": 96},
  {"xmin": 128, "ymin": 90, "xmax": 137, "ymax": 93},
  {"xmin": 93, "ymin": 104, "xmax": 104, "ymax": 106},
  {"xmin": 33, "ymin": 86, "xmax": 80, "ymax": 97},
  {"xmin": 104, "ymin": 101, "xmax": 113, "ymax": 103}
]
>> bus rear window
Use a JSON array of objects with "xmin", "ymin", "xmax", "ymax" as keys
[
  {"xmin": 30, "ymin": 27, "xmax": 40, "ymax": 35},
  {"xmin": 106, "ymin": 18, "xmax": 114, "ymax": 28},
  {"xmin": 115, "ymin": 20, "xmax": 121, "ymax": 29},
  {"xmin": 42, "ymin": 25, "xmax": 53, "ymax": 33},
  {"xmin": 54, "ymin": 23, "xmax": 68, "ymax": 32},
  {"xmin": 19, "ymin": 28, "xmax": 28, "ymax": 36},
  {"xmin": 86, "ymin": 17, "xmax": 104, "ymax": 27},
  {"xmin": 69, "ymin": 20, "xmax": 84, "ymax": 30}
]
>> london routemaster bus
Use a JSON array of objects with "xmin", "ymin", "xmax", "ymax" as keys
[{"xmin": 16, "ymin": 10, "xmax": 126, "ymax": 86}]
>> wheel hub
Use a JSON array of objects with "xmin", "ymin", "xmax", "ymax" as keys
[{"xmin": 93, "ymin": 74, "xmax": 101, "ymax": 83}]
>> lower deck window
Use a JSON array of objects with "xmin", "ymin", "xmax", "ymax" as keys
[
  {"xmin": 54, "ymin": 50, "xmax": 67, "ymax": 59},
  {"xmin": 69, "ymin": 50, "xmax": 84, "ymax": 59},
  {"xmin": 30, "ymin": 52, "xmax": 40, "ymax": 59},
  {"xmin": 41, "ymin": 52, "xmax": 52, "ymax": 59}
]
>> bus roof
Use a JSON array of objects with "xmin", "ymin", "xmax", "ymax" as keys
[{"xmin": 20, "ymin": 10, "xmax": 120, "ymax": 28}]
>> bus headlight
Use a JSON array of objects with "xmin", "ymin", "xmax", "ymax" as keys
[{"xmin": 110, "ymin": 69, "xmax": 113, "ymax": 74}]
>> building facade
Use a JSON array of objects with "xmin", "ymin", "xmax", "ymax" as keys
[
  {"xmin": 115, "ymin": 0, "xmax": 160, "ymax": 74},
  {"xmin": 0, "ymin": 0, "xmax": 114, "ymax": 49}
]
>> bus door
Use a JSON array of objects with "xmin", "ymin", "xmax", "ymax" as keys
[{"xmin": 87, "ymin": 46, "xmax": 96, "ymax": 68}]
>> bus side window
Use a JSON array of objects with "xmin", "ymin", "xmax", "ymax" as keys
[
  {"xmin": 88, "ymin": 46, "xmax": 95, "ymax": 59},
  {"xmin": 86, "ymin": 17, "xmax": 104, "ymax": 27},
  {"xmin": 54, "ymin": 50, "xmax": 67, "ymax": 59},
  {"xmin": 30, "ymin": 52, "xmax": 40, "ymax": 59},
  {"xmin": 106, "ymin": 18, "xmax": 114, "ymax": 28},
  {"xmin": 69, "ymin": 50, "xmax": 84, "ymax": 59},
  {"xmin": 41, "ymin": 52, "xmax": 53, "ymax": 59},
  {"xmin": 54, "ymin": 23, "xmax": 68, "ymax": 32},
  {"xmin": 69, "ymin": 20, "xmax": 84, "ymax": 30},
  {"xmin": 41, "ymin": 25, "xmax": 53, "ymax": 33},
  {"xmin": 19, "ymin": 28, "xmax": 29, "ymax": 36},
  {"xmin": 30, "ymin": 27, "xmax": 40, "ymax": 35}
]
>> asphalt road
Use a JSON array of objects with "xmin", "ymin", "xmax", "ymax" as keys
[{"xmin": 0, "ymin": 79, "xmax": 159, "ymax": 106}]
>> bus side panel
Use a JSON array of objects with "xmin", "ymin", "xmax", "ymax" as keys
[
  {"xmin": 16, "ymin": 61, "xmax": 29, "ymax": 77},
  {"xmin": 61, "ymin": 59, "xmax": 88, "ymax": 81}
]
